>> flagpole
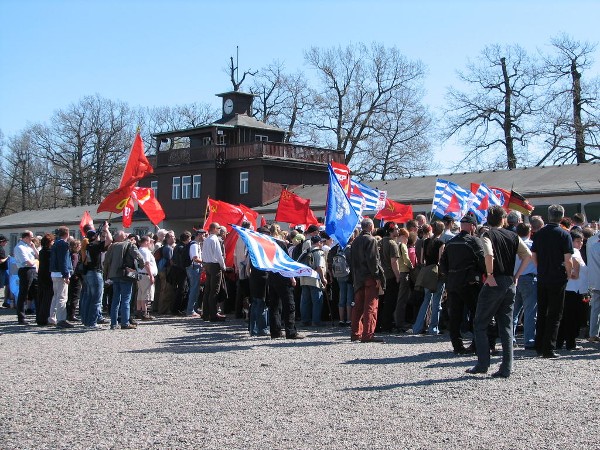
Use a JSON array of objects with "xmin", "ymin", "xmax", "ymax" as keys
[{"xmin": 203, "ymin": 196, "xmax": 210, "ymax": 225}]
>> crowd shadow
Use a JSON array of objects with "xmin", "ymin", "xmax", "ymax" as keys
[{"xmin": 342, "ymin": 374, "xmax": 478, "ymax": 391}]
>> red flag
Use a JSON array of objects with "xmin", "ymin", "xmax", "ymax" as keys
[
  {"xmin": 374, "ymin": 198, "xmax": 413, "ymax": 223},
  {"xmin": 330, "ymin": 161, "xmax": 351, "ymax": 195},
  {"xmin": 275, "ymin": 189, "xmax": 318, "ymax": 226},
  {"xmin": 204, "ymin": 199, "xmax": 245, "ymax": 231},
  {"xmin": 97, "ymin": 184, "xmax": 135, "ymax": 214},
  {"xmin": 133, "ymin": 187, "xmax": 165, "ymax": 225},
  {"xmin": 224, "ymin": 231, "xmax": 237, "ymax": 269},
  {"xmin": 119, "ymin": 132, "xmax": 153, "ymax": 188},
  {"xmin": 121, "ymin": 197, "xmax": 135, "ymax": 228},
  {"xmin": 238, "ymin": 203, "xmax": 259, "ymax": 229},
  {"xmin": 79, "ymin": 211, "xmax": 95, "ymax": 236},
  {"xmin": 260, "ymin": 216, "xmax": 267, "ymax": 227}
]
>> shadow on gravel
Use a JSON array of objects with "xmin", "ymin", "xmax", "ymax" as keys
[
  {"xmin": 342, "ymin": 374, "xmax": 476, "ymax": 391},
  {"xmin": 342, "ymin": 350, "xmax": 452, "ymax": 365}
]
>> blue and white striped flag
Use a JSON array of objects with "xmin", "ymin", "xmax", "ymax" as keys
[
  {"xmin": 432, "ymin": 179, "xmax": 471, "ymax": 220},
  {"xmin": 349, "ymin": 180, "xmax": 387, "ymax": 215},
  {"xmin": 469, "ymin": 182, "xmax": 502, "ymax": 223},
  {"xmin": 231, "ymin": 225, "xmax": 318, "ymax": 279}
]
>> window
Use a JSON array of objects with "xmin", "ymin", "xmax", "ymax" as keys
[
  {"xmin": 202, "ymin": 136, "xmax": 212, "ymax": 146},
  {"xmin": 150, "ymin": 180, "xmax": 158, "ymax": 197},
  {"xmin": 182, "ymin": 176, "xmax": 192, "ymax": 199},
  {"xmin": 134, "ymin": 227, "xmax": 148, "ymax": 237},
  {"xmin": 217, "ymin": 134, "xmax": 226, "ymax": 145},
  {"xmin": 172, "ymin": 177, "xmax": 181, "ymax": 200},
  {"xmin": 193, "ymin": 175, "xmax": 202, "ymax": 198},
  {"xmin": 255, "ymin": 134, "xmax": 268, "ymax": 142},
  {"xmin": 240, "ymin": 171, "xmax": 249, "ymax": 195}
]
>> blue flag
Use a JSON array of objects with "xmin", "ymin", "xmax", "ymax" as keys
[{"xmin": 325, "ymin": 164, "xmax": 360, "ymax": 248}]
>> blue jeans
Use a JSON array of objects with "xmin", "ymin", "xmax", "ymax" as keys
[
  {"xmin": 249, "ymin": 297, "xmax": 269, "ymax": 336},
  {"xmin": 110, "ymin": 278, "xmax": 134, "ymax": 327},
  {"xmin": 186, "ymin": 265, "xmax": 200, "ymax": 315},
  {"xmin": 590, "ymin": 289, "xmax": 600, "ymax": 338},
  {"xmin": 413, "ymin": 280, "xmax": 444, "ymax": 334},
  {"xmin": 301, "ymin": 285, "xmax": 323, "ymax": 326},
  {"xmin": 513, "ymin": 274, "xmax": 537, "ymax": 346},
  {"xmin": 337, "ymin": 277, "xmax": 353, "ymax": 308},
  {"xmin": 473, "ymin": 275, "xmax": 516, "ymax": 375},
  {"xmin": 82, "ymin": 271, "xmax": 104, "ymax": 326}
]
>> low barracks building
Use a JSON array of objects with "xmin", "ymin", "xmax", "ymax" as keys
[{"xmin": 0, "ymin": 90, "xmax": 598, "ymax": 248}]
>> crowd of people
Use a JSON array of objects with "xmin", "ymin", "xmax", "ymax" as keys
[{"xmin": 3, "ymin": 205, "xmax": 599, "ymax": 376}]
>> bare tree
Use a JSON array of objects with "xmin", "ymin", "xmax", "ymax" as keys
[
  {"xmin": 537, "ymin": 34, "xmax": 600, "ymax": 164},
  {"xmin": 138, "ymin": 102, "xmax": 218, "ymax": 152},
  {"xmin": 2, "ymin": 128, "xmax": 64, "ymax": 212},
  {"xmin": 225, "ymin": 50, "xmax": 257, "ymax": 92},
  {"xmin": 352, "ymin": 90, "xmax": 433, "ymax": 180},
  {"xmin": 31, "ymin": 95, "xmax": 134, "ymax": 206},
  {"xmin": 250, "ymin": 61, "xmax": 288, "ymax": 123},
  {"xmin": 444, "ymin": 44, "xmax": 541, "ymax": 170},
  {"xmin": 305, "ymin": 43, "xmax": 429, "ymax": 168},
  {"xmin": 249, "ymin": 63, "xmax": 316, "ymax": 144}
]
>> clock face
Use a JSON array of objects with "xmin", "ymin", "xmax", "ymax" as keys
[{"xmin": 223, "ymin": 98, "xmax": 234, "ymax": 115}]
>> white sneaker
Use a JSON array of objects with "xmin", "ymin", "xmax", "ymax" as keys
[
  {"xmin": 86, "ymin": 323, "xmax": 105, "ymax": 331},
  {"xmin": 48, "ymin": 318, "xmax": 57, "ymax": 325}
]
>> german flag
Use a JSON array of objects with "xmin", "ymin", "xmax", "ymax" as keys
[{"xmin": 508, "ymin": 190, "xmax": 534, "ymax": 216}]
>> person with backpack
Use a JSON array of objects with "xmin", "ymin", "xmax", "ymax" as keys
[
  {"xmin": 331, "ymin": 235, "xmax": 354, "ymax": 327},
  {"xmin": 299, "ymin": 235, "xmax": 327, "ymax": 327}
]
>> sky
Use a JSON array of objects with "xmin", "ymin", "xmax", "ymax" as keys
[{"xmin": 1, "ymin": 0, "xmax": 599, "ymax": 171}]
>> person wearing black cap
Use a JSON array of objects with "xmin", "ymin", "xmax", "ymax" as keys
[
  {"xmin": 465, "ymin": 206, "xmax": 531, "ymax": 378},
  {"xmin": 0, "ymin": 235, "xmax": 9, "ymax": 308},
  {"xmin": 439, "ymin": 212, "xmax": 486, "ymax": 354}
]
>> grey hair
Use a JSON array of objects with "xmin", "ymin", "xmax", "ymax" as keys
[
  {"xmin": 548, "ymin": 204, "xmax": 565, "ymax": 223},
  {"xmin": 361, "ymin": 218, "xmax": 374, "ymax": 230}
]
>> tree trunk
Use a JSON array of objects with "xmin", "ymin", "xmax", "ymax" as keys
[
  {"xmin": 571, "ymin": 60, "xmax": 586, "ymax": 163},
  {"xmin": 501, "ymin": 57, "xmax": 517, "ymax": 169}
]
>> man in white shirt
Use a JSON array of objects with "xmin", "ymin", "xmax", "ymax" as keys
[
  {"xmin": 14, "ymin": 230, "xmax": 39, "ymax": 325},
  {"xmin": 136, "ymin": 235, "xmax": 158, "ymax": 320},
  {"xmin": 201, "ymin": 222, "xmax": 226, "ymax": 321}
]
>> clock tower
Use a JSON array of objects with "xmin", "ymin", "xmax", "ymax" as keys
[{"xmin": 216, "ymin": 91, "xmax": 256, "ymax": 119}]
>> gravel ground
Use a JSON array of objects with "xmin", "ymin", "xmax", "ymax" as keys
[{"xmin": 1, "ymin": 308, "xmax": 599, "ymax": 450}]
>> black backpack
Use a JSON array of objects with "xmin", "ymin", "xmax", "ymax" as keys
[
  {"xmin": 297, "ymin": 248, "xmax": 320, "ymax": 270},
  {"xmin": 172, "ymin": 241, "xmax": 193, "ymax": 268}
]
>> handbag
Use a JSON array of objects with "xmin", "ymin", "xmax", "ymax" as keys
[
  {"xmin": 121, "ymin": 242, "xmax": 141, "ymax": 281},
  {"xmin": 415, "ymin": 263, "xmax": 439, "ymax": 291}
]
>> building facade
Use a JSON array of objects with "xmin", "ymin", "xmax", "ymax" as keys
[{"xmin": 140, "ymin": 91, "xmax": 345, "ymax": 229}]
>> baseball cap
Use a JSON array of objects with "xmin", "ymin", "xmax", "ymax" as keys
[
  {"xmin": 310, "ymin": 235, "xmax": 324, "ymax": 244},
  {"xmin": 86, "ymin": 229, "xmax": 97, "ymax": 239},
  {"xmin": 460, "ymin": 212, "xmax": 477, "ymax": 226}
]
